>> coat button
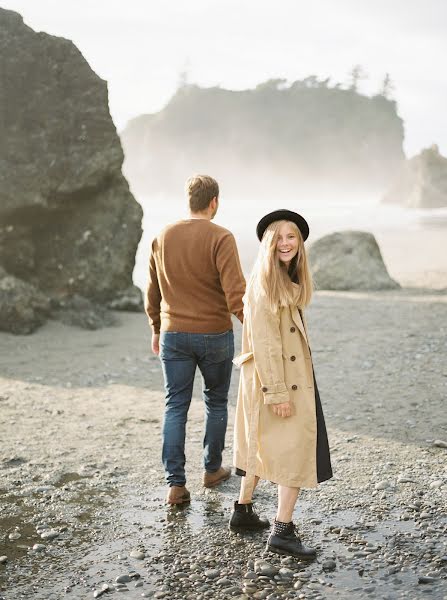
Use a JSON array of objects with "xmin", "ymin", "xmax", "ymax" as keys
[
  {"xmin": 291, "ymin": 384, "xmax": 298, "ymax": 390},
  {"xmin": 290, "ymin": 355, "xmax": 296, "ymax": 361},
  {"xmin": 290, "ymin": 327, "xmax": 296, "ymax": 333},
  {"xmin": 261, "ymin": 386, "xmax": 268, "ymax": 392}
]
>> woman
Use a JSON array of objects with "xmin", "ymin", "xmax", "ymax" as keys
[{"xmin": 229, "ymin": 209, "xmax": 333, "ymax": 559}]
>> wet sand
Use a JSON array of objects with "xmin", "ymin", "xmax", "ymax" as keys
[{"xmin": 1, "ymin": 290, "xmax": 446, "ymax": 599}]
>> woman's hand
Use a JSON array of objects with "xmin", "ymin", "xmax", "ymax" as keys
[{"xmin": 272, "ymin": 402, "xmax": 292, "ymax": 418}]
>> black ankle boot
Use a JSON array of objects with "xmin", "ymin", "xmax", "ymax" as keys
[
  {"xmin": 229, "ymin": 501, "xmax": 270, "ymax": 531},
  {"xmin": 267, "ymin": 521, "xmax": 316, "ymax": 560}
]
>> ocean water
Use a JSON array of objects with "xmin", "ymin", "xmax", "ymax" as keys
[{"xmin": 133, "ymin": 193, "xmax": 447, "ymax": 291}]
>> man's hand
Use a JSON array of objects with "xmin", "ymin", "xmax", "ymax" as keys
[
  {"xmin": 272, "ymin": 401, "xmax": 292, "ymax": 418},
  {"xmin": 151, "ymin": 333, "xmax": 160, "ymax": 356}
]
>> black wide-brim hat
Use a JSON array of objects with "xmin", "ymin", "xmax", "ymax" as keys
[{"xmin": 256, "ymin": 209, "xmax": 309, "ymax": 242}]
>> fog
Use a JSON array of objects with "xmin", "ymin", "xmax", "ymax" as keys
[
  {"xmin": 133, "ymin": 188, "xmax": 447, "ymax": 292},
  {"xmin": 2, "ymin": 0, "xmax": 446, "ymax": 291}
]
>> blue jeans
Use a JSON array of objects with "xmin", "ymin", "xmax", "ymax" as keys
[{"xmin": 159, "ymin": 330, "xmax": 234, "ymax": 487}]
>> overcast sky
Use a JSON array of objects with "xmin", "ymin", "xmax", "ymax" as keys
[{"xmin": 2, "ymin": 0, "xmax": 446, "ymax": 156}]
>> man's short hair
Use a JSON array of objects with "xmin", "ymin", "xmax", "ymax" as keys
[{"xmin": 185, "ymin": 175, "xmax": 219, "ymax": 212}]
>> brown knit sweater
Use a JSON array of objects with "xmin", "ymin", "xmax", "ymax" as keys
[{"xmin": 145, "ymin": 219, "xmax": 246, "ymax": 334}]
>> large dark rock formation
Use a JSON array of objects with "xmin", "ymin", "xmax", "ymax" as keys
[
  {"xmin": 383, "ymin": 145, "xmax": 447, "ymax": 208},
  {"xmin": 121, "ymin": 80, "xmax": 405, "ymax": 198},
  {"xmin": 0, "ymin": 9, "xmax": 143, "ymax": 333},
  {"xmin": 308, "ymin": 231, "xmax": 400, "ymax": 290}
]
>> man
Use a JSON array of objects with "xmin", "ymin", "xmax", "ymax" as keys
[{"xmin": 145, "ymin": 175, "xmax": 246, "ymax": 505}]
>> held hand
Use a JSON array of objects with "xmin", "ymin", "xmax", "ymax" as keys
[
  {"xmin": 151, "ymin": 333, "xmax": 160, "ymax": 356},
  {"xmin": 272, "ymin": 401, "xmax": 292, "ymax": 418}
]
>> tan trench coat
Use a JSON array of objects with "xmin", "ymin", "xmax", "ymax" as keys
[{"xmin": 233, "ymin": 284, "xmax": 319, "ymax": 501}]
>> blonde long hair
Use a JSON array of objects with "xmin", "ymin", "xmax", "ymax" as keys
[{"xmin": 247, "ymin": 220, "xmax": 313, "ymax": 311}]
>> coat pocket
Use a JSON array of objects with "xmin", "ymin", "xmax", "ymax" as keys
[{"xmin": 233, "ymin": 351, "xmax": 254, "ymax": 368}]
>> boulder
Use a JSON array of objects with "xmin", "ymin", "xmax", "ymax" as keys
[
  {"xmin": 51, "ymin": 295, "xmax": 118, "ymax": 330},
  {"xmin": 383, "ymin": 145, "xmax": 447, "ymax": 208},
  {"xmin": 308, "ymin": 231, "xmax": 400, "ymax": 291},
  {"xmin": 0, "ymin": 9, "xmax": 143, "ymax": 333},
  {"xmin": 0, "ymin": 267, "xmax": 51, "ymax": 334}
]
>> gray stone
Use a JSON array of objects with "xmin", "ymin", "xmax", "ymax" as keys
[
  {"xmin": 308, "ymin": 231, "xmax": 400, "ymax": 291},
  {"xmin": 8, "ymin": 531, "xmax": 21, "ymax": 540},
  {"xmin": 432, "ymin": 440, "xmax": 447, "ymax": 449},
  {"xmin": 0, "ymin": 8, "xmax": 143, "ymax": 334},
  {"xmin": 278, "ymin": 567, "xmax": 294, "ymax": 578},
  {"xmin": 116, "ymin": 575, "xmax": 132, "ymax": 584},
  {"xmin": 40, "ymin": 529, "xmax": 59, "ymax": 540},
  {"xmin": 107, "ymin": 286, "xmax": 143, "ymax": 312},
  {"xmin": 429, "ymin": 480, "xmax": 443, "ymax": 489},
  {"xmin": 374, "ymin": 480, "xmax": 393, "ymax": 490},
  {"xmin": 129, "ymin": 549, "xmax": 146, "ymax": 560},
  {"xmin": 0, "ymin": 556, "xmax": 7, "ymax": 564},
  {"xmin": 254, "ymin": 560, "xmax": 279, "ymax": 577},
  {"xmin": 51, "ymin": 295, "xmax": 117, "ymax": 330},
  {"xmin": 32, "ymin": 544, "xmax": 46, "ymax": 552},
  {"xmin": 322, "ymin": 559, "xmax": 336, "ymax": 571},
  {"xmin": 204, "ymin": 569, "xmax": 220, "ymax": 579},
  {"xmin": 0, "ymin": 269, "xmax": 50, "ymax": 334},
  {"xmin": 418, "ymin": 576, "xmax": 436, "ymax": 584}
]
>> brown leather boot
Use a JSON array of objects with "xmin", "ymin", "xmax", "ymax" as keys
[
  {"xmin": 166, "ymin": 485, "xmax": 191, "ymax": 505},
  {"xmin": 203, "ymin": 466, "xmax": 231, "ymax": 488}
]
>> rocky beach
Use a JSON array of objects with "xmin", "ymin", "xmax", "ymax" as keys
[
  {"xmin": 1, "ymin": 289, "xmax": 446, "ymax": 600},
  {"xmin": 1, "ymin": 7, "xmax": 447, "ymax": 600}
]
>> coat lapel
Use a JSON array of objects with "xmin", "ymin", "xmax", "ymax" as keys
[{"xmin": 290, "ymin": 305, "xmax": 308, "ymax": 345}]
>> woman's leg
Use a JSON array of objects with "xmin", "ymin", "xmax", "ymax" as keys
[
  {"xmin": 267, "ymin": 485, "xmax": 316, "ymax": 559},
  {"xmin": 230, "ymin": 476, "xmax": 269, "ymax": 531},
  {"xmin": 238, "ymin": 476, "xmax": 259, "ymax": 504},
  {"xmin": 276, "ymin": 485, "xmax": 300, "ymax": 522}
]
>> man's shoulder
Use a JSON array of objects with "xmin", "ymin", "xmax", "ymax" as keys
[
  {"xmin": 207, "ymin": 221, "xmax": 234, "ymax": 240},
  {"xmin": 158, "ymin": 220, "xmax": 234, "ymax": 240}
]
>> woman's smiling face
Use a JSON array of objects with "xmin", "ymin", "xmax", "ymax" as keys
[{"xmin": 276, "ymin": 221, "xmax": 299, "ymax": 266}]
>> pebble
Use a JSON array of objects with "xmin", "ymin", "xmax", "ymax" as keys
[
  {"xmin": 8, "ymin": 532, "xmax": 21, "ymax": 540},
  {"xmin": 134, "ymin": 581, "xmax": 143, "ymax": 588},
  {"xmin": 374, "ymin": 480, "xmax": 392, "ymax": 490},
  {"xmin": 397, "ymin": 475, "xmax": 416, "ymax": 483},
  {"xmin": 429, "ymin": 480, "xmax": 443, "ymax": 489},
  {"xmin": 130, "ymin": 550, "xmax": 145, "ymax": 560},
  {"xmin": 40, "ymin": 529, "xmax": 59, "ymax": 540},
  {"xmin": 432, "ymin": 440, "xmax": 447, "ymax": 448},
  {"xmin": 254, "ymin": 560, "xmax": 279, "ymax": 577},
  {"xmin": 0, "ymin": 556, "xmax": 7, "ymax": 564},
  {"xmin": 418, "ymin": 576, "xmax": 436, "ymax": 584},
  {"xmin": 278, "ymin": 567, "xmax": 294, "ymax": 578},
  {"xmin": 204, "ymin": 569, "xmax": 220, "ymax": 579},
  {"xmin": 116, "ymin": 575, "xmax": 132, "ymax": 584},
  {"xmin": 34, "ymin": 485, "xmax": 55, "ymax": 493},
  {"xmin": 32, "ymin": 544, "xmax": 45, "ymax": 552},
  {"xmin": 322, "ymin": 559, "xmax": 336, "ymax": 571}
]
